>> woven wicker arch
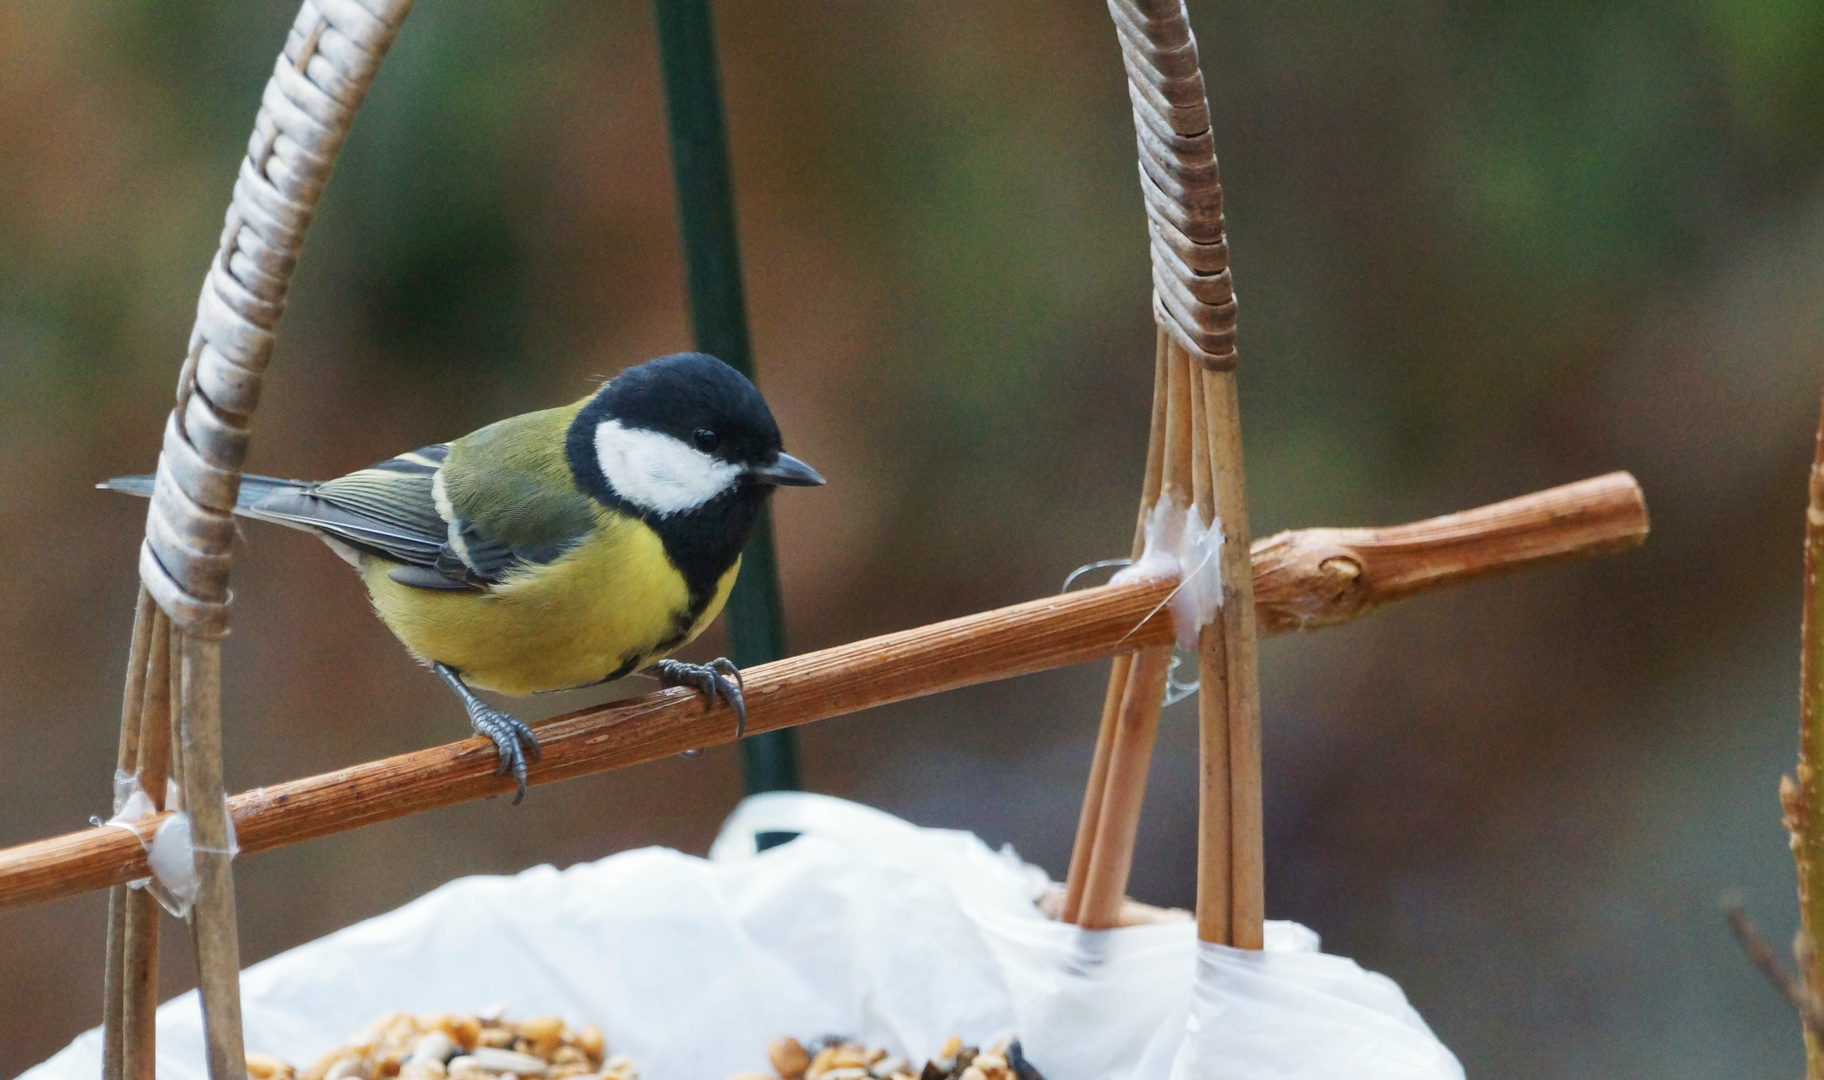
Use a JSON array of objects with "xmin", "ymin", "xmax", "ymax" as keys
[{"xmin": 104, "ymin": 4, "xmax": 414, "ymax": 1079}]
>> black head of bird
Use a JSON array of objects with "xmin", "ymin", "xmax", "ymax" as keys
[{"xmin": 568, "ymin": 350, "xmax": 822, "ymax": 530}]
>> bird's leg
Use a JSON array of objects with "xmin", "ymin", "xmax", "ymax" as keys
[
  {"xmin": 652, "ymin": 657, "xmax": 747, "ymax": 740},
  {"xmin": 433, "ymin": 662, "xmax": 542, "ymax": 804}
]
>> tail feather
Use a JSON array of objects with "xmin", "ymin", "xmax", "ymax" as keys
[{"xmin": 98, "ymin": 473, "xmax": 310, "ymax": 514}]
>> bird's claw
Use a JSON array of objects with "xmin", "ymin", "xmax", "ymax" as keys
[
  {"xmin": 654, "ymin": 657, "xmax": 748, "ymax": 740},
  {"xmin": 433, "ymin": 661, "xmax": 542, "ymax": 804},
  {"xmin": 465, "ymin": 702, "xmax": 542, "ymax": 804}
]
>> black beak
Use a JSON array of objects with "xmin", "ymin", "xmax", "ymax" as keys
[{"xmin": 749, "ymin": 451, "xmax": 825, "ymax": 487}]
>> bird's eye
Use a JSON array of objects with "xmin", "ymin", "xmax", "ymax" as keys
[{"xmin": 692, "ymin": 428, "xmax": 720, "ymax": 452}]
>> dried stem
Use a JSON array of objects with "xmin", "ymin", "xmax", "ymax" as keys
[
  {"xmin": 0, "ymin": 476, "xmax": 1647, "ymax": 911},
  {"xmin": 1726, "ymin": 902, "xmax": 1824, "ymax": 1036},
  {"xmin": 1785, "ymin": 385, "xmax": 1824, "ymax": 1077}
]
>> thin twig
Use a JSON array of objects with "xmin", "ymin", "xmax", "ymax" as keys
[{"xmin": 1726, "ymin": 902, "xmax": 1824, "ymax": 1036}]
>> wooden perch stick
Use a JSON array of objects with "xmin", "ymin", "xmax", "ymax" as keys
[
  {"xmin": 1250, "ymin": 471, "xmax": 1648, "ymax": 635},
  {"xmin": 0, "ymin": 473, "xmax": 1647, "ymax": 912}
]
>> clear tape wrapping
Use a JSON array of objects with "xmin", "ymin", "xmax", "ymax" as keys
[
  {"xmin": 1112, "ymin": 495, "xmax": 1224, "ymax": 653},
  {"xmin": 93, "ymin": 771, "xmax": 240, "ymax": 918}
]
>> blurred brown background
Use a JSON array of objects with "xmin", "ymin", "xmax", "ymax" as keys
[{"xmin": 3, "ymin": 0, "xmax": 1822, "ymax": 1074}]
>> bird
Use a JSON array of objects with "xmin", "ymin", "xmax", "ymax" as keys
[{"xmin": 103, "ymin": 352, "xmax": 824, "ymax": 802}]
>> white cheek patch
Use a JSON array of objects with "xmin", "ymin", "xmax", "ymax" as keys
[{"xmin": 594, "ymin": 420, "xmax": 742, "ymax": 515}]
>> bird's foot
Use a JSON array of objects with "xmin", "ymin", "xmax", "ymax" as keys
[
  {"xmin": 467, "ymin": 703, "xmax": 542, "ymax": 804},
  {"xmin": 435, "ymin": 663, "xmax": 542, "ymax": 804},
  {"xmin": 653, "ymin": 657, "xmax": 747, "ymax": 740}
]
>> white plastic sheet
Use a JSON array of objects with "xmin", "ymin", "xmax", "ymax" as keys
[{"xmin": 22, "ymin": 794, "xmax": 1460, "ymax": 1080}]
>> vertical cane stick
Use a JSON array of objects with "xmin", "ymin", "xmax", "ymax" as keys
[
  {"xmin": 1073, "ymin": 341, "xmax": 1194, "ymax": 925},
  {"xmin": 121, "ymin": 612, "xmax": 172, "ymax": 1080},
  {"xmin": 1186, "ymin": 352, "xmax": 1235, "ymax": 945},
  {"xmin": 102, "ymin": 590, "xmax": 155, "ymax": 1080},
  {"xmin": 1201, "ymin": 369, "xmax": 1264, "ymax": 948},
  {"xmin": 179, "ymin": 634, "xmax": 247, "ymax": 1080},
  {"xmin": 1194, "ymin": 615, "xmax": 1233, "ymax": 944},
  {"xmin": 1064, "ymin": 333, "xmax": 1172, "ymax": 923},
  {"xmin": 1077, "ymin": 646, "xmax": 1175, "ymax": 928}
]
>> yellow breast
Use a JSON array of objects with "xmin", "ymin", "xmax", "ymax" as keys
[{"xmin": 359, "ymin": 511, "xmax": 740, "ymax": 695}]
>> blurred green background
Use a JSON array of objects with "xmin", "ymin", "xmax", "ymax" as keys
[{"xmin": 3, "ymin": 0, "xmax": 1822, "ymax": 1074}]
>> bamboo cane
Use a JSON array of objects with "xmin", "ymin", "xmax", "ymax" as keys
[
  {"xmin": 1200, "ymin": 366, "xmax": 1264, "ymax": 948},
  {"xmin": 1188, "ymin": 355, "xmax": 1233, "ymax": 946},
  {"xmin": 120, "ymin": 613, "xmax": 173, "ymax": 1080},
  {"xmin": 101, "ymin": 590, "xmax": 155, "ymax": 1080},
  {"xmin": 1071, "ymin": 341, "xmax": 1195, "ymax": 927},
  {"xmin": 1062, "ymin": 334, "xmax": 1173, "ymax": 924},
  {"xmin": 177, "ymin": 634, "xmax": 246, "ymax": 1080},
  {"xmin": 1076, "ymin": 646, "xmax": 1175, "ymax": 929}
]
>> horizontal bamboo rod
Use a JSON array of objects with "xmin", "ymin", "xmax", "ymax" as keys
[{"xmin": 0, "ymin": 472, "xmax": 1646, "ymax": 912}]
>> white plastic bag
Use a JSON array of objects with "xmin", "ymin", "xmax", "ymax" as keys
[{"xmin": 22, "ymin": 793, "xmax": 1459, "ymax": 1080}]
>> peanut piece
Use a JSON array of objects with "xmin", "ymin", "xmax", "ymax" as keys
[
  {"xmin": 575, "ymin": 1027, "xmax": 605, "ymax": 1066},
  {"xmin": 768, "ymin": 1037, "xmax": 810, "ymax": 1080}
]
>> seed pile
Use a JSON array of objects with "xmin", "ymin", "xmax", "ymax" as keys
[
  {"xmin": 248, "ymin": 1015, "xmax": 1045, "ymax": 1080},
  {"xmin": 277, "ymin": 1013, "xmax": 626, "ymax": 1080},
  {"xmin": 725, "ymin": 1035, "xmax": 1044, "ymax": 1080}
]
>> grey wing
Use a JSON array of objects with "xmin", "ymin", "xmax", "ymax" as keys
[
  {"xmin": 251, "ymin": 444, "xmax": 592, "ymax": 590},
  {"xmin": 443, "ymin": 516, "xmax": 588, "ymax": 583},
  {"xmin": 247, "ymin": 445, "xmax": 460, "ymax": 580}
]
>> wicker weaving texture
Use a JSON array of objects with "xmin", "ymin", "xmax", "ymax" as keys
[
  {"xmin": 1108, "ymin": 0, "xmax": 1237, "ymax": 370},
  {"xmin": 140, "ymin": 0, "xmax": 414, "ymax": 637}
]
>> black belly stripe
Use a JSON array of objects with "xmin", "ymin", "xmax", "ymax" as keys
[{"xmin": 540, "ymin": 653, "xmax": 644, "ymax": 694}]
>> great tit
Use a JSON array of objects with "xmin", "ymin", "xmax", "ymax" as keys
[{"xmin": 104, "ymin": 352, "xmax": 824, "ymax": 801}]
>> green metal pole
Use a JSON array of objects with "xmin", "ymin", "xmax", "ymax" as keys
[{"xmin": 653, "ymin": 0, "xmax": 801, "ymax": 795}]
